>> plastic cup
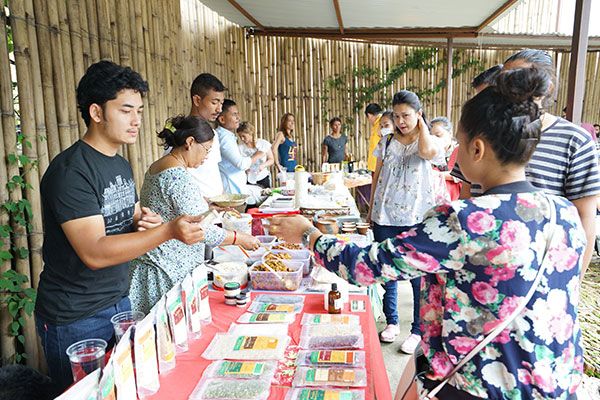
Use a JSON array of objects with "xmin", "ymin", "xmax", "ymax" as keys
[
  {"xmin": 110, "ymin": 310, "xmax": 145, "ymax": 342},
  {"xmin": 66, "ymin": 338, "xmax": 107, "ymax": 383}
]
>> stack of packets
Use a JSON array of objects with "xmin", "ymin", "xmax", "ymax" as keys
[
  {"xmin": 193, "ymin": 294, "xmax": 306, "ymax": 399},
  {"xmin": 55, "ymin": 264, "xmax": 212, "ymax": 400},
  {"xmin": 291, "ymin": 313, "xmax": 367, "ymax": 398}
]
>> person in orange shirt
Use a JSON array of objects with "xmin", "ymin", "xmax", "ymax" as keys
[{"xmin": 365, "ymin": 103, "xmax": 383, "ymax": 172}]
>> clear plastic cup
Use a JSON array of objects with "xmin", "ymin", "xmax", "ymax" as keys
[
  {"xmin": 65, "ymin": 338, "xmax": 107, "ymax": 383},
  {"xmin": 110, "ymin": 310, "xmax": 144, "ymax": 342}
]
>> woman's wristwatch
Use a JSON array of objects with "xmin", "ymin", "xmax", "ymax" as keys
[{"xmin": 301, "ymin": 226, "xmax": 321, "ymax": 248}]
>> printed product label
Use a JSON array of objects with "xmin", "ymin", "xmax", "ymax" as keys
[
  {"xmin": 217, "ymin": 361, "xmax": 265, "ymax": 376},
  {"xmin": 306, "ymin": 368, "xmax": 356, "ymax": 383},
  {"xmin": 233, "ymin": 336, "xmax": 279, "ymax": 351},
  {"xmin": 200, "ymin": 285, "xmax": 209, "ymax": 300},
  {"xmin": 264, "ymin": 304, "xmax": 294, "ymax": 312},
  {"xmin": 333, "ymin": 299, "xmax": 343, "ymax": 311},
  {"xmin": 314, "ymin": 314, "xmax": 349, "ymax": 324},
  {"xmin": 250, "ymin": 313, "xmax": 287, "ymax": 322},
  {"xmin": 298, "ymin": 388, "xmax": 354, "ymax": 400},
  {"xmin": 158, "ymin": 315, "xmax": 175, "ymax": 362},
  {"xmin": 310, "ymin": 350, "xmax": 355, "ymax": 365}
]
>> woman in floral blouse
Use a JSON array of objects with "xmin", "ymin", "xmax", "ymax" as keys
[{"xmin": 270, "ymin": 67, "xmax": 584, "ymax": 399}]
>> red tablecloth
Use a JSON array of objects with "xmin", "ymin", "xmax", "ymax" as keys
[{"xmin": 147, "ymin": 291, "xmax": 392, "ymax": 400}]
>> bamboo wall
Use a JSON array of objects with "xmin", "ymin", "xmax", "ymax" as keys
[{"xmin": 1, "ymin": 0, "xmax": 600, "ymax": 369}]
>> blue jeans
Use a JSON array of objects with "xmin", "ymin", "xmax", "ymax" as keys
[
  {"xmin": 372, "ymin": 223, "xmax": 421, "ymax": 334},
  {"xmin": 35, "ymin": 297, "xmax": 131, "ymax": 392}
]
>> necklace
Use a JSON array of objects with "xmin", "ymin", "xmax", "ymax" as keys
[{"xmin": 169, "ymin": 152, "xmax": 187, "ymax": 168}]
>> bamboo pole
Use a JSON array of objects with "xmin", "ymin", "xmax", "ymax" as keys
[
  {"xmin": 85, "ymin": 0, "xmax": 100, "ymax": 61},
  {"xmin": 96, "ymin": 0, "xmax": 112, "ymax": 59},
  {"xmin": 0, "ymin": 5, "xmax": 17, "ymax": 363},
  {"xmin": 7, "ymin": 0, "xmax": 41, "ymax": 369},
  {"xmin": 66, "ymin": 0, "xmax": 87, "ymax": 135}
]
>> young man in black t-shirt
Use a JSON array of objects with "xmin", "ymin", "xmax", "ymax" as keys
[{"xmin": 35, "ymin": 61, "xmax": 205, "ymax": 391}]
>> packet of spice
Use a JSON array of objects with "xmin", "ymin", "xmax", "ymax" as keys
[
  {"xmin": 134, "ymin": 311, "xmax": 160, "ymax": 396},
  {"xmin": 293, "ymin": 366, "xmax": 367, "ymax": 387},
  {"xmin": 166, "ymin": 283, "xmax": 189, "ymax": 353},
  {"xmin": 192, "ymin": 264, "xmax": 212, "ymax": 324},
  {"xmin": 97, "ymin": 359, "xmax": 115, "ymax": 400},
  {"xmin": 286, "ymin": 388, "xmax": 365, "ymax": 400},
  {"xmin": 54, "ymin": 368, "xmax": 100, "ymax": 400},
  {"xmin": 113, "ymin": 328, "xmax": 137, "ymax": 399},
  {"xmin": 189, "ymin": 377, "xmax": 271, "ymax": 400},
  {"xmin": 182, "ymin": 273, "xmax": 202, "ymax": 339},
  {"xmin": 152, "ymin": 296, "xmax": 176, "ymax": 373}
]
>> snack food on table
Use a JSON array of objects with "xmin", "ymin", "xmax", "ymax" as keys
[
  {"xmin": 202, "ymin": 360, "xmax": 277, "ymax": 380},
  {"xmin": 263, "ymin": 252, "xmax": 293, "ymax": 262},
  {"xmin": 253, "ymin": 260, "xmax": 291, "ymax": 272},
  {"xmin": 301, "ymin": 314, "xmax": 360, "ymax": 326},
  {"xmin": 285, "ymin": 388, "xmax": 365, "ymax": 400},
  {"xmin": 202, "ymin": 333, "xmax": 289, "ymax": 360},
  {"xmin": 249, "ymin": 260, "xmax": 303, "ymax": 291},
  {"xmin": 237, "ymin": 312, "xmax": 296, "ymax": 324},
  {"xmin": 292, "ymin": 366, "xmax": 367, "ymax": 387},
  {"xmin": 248, "ymin": 302, "xmax": 304, "ymax": 314},
  {"xmin": 272, "ymin": 242, "xmax": 304, "ymax": 250},
  {"xmin": 296, "ymin": 350, "xmax": 366, "ymax": 367},
  {"xmin": 189, "ymin": 378, "xmax": 271, "ymax": 400}
]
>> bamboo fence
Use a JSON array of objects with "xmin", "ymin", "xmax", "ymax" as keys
[{"xmin": 1, "ymin": 0, "xmax": 600, "ymax": 369}]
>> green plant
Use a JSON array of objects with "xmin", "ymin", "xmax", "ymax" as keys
[
  {"xmin": 320, "ymin": 47, "xmax": 482, "ymax": 132},
  {"xmin": 1, "ymin": 132, "xmax": 37, "ymax": 364}
]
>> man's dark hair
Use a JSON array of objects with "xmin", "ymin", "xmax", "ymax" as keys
[
  {"xmin": 471, "ymin": 64, "xmax": 503, "ymax": 89},
  {"xmin": 0, "ymin": 364, "xmax": 58, "ymax": 400},
  {"xmin": 221, "ymin": 99, "xmax": 237, "ymax": 114},
  {"xmin": 190, "ymin": 73, "xmax": 226, "ymax": 99},
  {"xmin": 364, "ymin": 103, "xmax": 382, "ymax": 116},
  {"xmin": 76, "ymin": 60, "xmax": 149, "ymax": 127},
  {"xmin": 329, "ymin": 117, "xmax": 342, "ymax": 128}
]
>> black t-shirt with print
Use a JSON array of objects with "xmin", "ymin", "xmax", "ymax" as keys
[{"xmin": 35, "ymin": 140, "xmax": 138, "ymax": 324}]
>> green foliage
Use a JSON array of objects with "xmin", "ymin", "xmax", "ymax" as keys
[
  {"xmin": 321, "ymin": 47, "xmax": 482, "ymax": 130},
  {"xmin": 1, "ymin": 132, "xmax": 37, "ymax": 364}
]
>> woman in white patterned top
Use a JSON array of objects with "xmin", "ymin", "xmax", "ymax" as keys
[{"xmin": 129, "ymin": 116, "xmax": 259, "ymax": 313}]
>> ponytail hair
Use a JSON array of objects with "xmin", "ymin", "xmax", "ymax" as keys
[{"xmin": 158, "ymin": 115, "xmax": 214, "ymax": 149}]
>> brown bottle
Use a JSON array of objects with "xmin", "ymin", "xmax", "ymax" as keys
[{"xmin": 328, "ymin": 283, "xmax": 342, "ymax": 314}]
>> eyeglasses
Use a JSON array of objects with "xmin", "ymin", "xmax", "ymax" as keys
[{"xmin": 199, "ymin": 142, "xmax": 212, "ymax": 153}]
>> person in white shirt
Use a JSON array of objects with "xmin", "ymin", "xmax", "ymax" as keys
[
  {"xmin": 216, "ymin": 99, "xmax": 265, "ymax": 194},
  {"xmin": 186, "ymin": 73, "xmax": 225, "ymax": 198},
  {"xmin": 237, "ymin": 121, "xmax": 274, "ymax": 188}
]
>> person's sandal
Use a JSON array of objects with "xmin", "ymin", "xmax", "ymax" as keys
[
  {"xmin": 379, "ymin": 324, "xmax": 400, "ymax": 343},
  {"xmin": 400, "ymin": 333, "xmax": 421, "ymax": 354}
]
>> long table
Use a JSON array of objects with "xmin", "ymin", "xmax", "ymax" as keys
[{"xmin": 148, "ymin": 291, "xmax": 392, "ymax": 400}]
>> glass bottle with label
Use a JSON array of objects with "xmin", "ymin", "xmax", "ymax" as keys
[{"xmin": 328, "ymin": 283, "xmax": 342, "ymax": 314}]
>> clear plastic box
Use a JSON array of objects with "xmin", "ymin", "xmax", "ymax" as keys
[
  {"xmin": 249, "ymin": 260, "xmax": 303, "ymax": 291},
  {"xmin": 265, "ymin": 250, "xmax": 312, "ymax": 276}
]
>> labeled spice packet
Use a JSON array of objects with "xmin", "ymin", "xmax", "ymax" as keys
[
  {"xmin": 97, "ymin": 359, "xmax": 115, "ymax": 400},
  {"xmin": 202, "ymin": 360, "xmax": 276, "ymax": 380},
  {"xmin": 189, "ymin": 377, "xmax": 271, "ymax": 400},
  {"xmin": 153, "ymin": 296, "xmax": 176, "ymax": 373},
  {"xmin": 293, "ymin": 367, "xmax": 367, "ymax": 387},
  {"xmin": 113, "ymin": 328, "xmax": 137, "ymax": 400},
  {"xmin": 247, "ymin": 302, "xmax": 303, "ymax": 314},
  {"xmin": 202, "ymin": 333, "xmax": 289, "ymax": 360},
  {"xmin": 301, "ymin": 324, "xmax": 359, "ymax": 337},
  {"xmin": 134, "ymin": 311, "xmax": 160, "ymax": 396},
  {"xmin": 301, "ymin": 314, "xmax": 360, "ymax": 326},
  {"xmin": 54, "ymin": 368, "xmax": 100, "ymax": 400},
  {"xmin": 254, "ymin": 294, "xmax": 305, "ymax": 305},
  {"xmin": 285, "ymin": 388, "xmax": 365, "ymax": 400},
  {"xmin": 297, "ymin": 350, "xmax": 365, "ymax": 367},
  {"xmin": 182, "ymin": 273, "xmax": 202, "ymax": 339},
  {"xmin": 166, "ymin": 284, "xmax": 189, "ymax": 353},
  {"xmin": 192, "ymin": 264, "xmax": 212, "ymax": 324},
  {"xmin": 237, "ymin": 312, "xmax": 296, "ymax": 324}
]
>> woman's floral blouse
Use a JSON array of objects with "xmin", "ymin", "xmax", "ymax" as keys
[{"xmin": 314, "ymin": 184, "xmax": 584, "ymax": 399}]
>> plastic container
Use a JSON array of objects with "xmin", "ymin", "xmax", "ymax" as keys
[
  {"xmin": 202, "ymin": 333, "xmax": 290, "ymax": 360},
  {"xmin": 285, "ymin": 388, "xmax": 365, "ymax": 400},
  {"xmin": 256, "ymin": 235, "xmax": 278, "ymax": 248},
  {"xmin": 301, "ymin": 314, "xmax": 360, "ymax": 326},
  {"xmin": 236, "ymin": 293, "xmax": 248, "ymax": 307},
  {"xmin": 202, "ymin": 360, "xmax": 277, "ymax": 380},
  {"xmin": 189, "ymin": 378, "xmax": 271, "ymax": 400},
  {"xmin": 224, "ymin": 282, "xmax": 241, "ymax": 297},
  {"xmin": 266, "ymin": 250, "xmax": 311, "ymax": 276},
  {"xmin": 296, "ymin": 350, "xmax": 366, "ymax": 367},
  {"xmin": 222, "ymin": 213, "xmax": 253, "ymax": 235},
  {"xmin": 293, "ymin": 367, "xmax": 367, "ymax": 387},
  {"xmin": 249, "ymin": 260, "xmax": 303, "ymax": 291},
  {"xmin": 212, "ymin": 262, "xmax": 248, "ymax": 290},
  {"xmin": 236, "ymin": 312, "xmax": 296, "ymax": 324}
]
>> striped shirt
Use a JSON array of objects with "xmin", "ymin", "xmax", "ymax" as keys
[{"xmin": 451, "ymin": 117, "xmax": 600, "ymax": 199}]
